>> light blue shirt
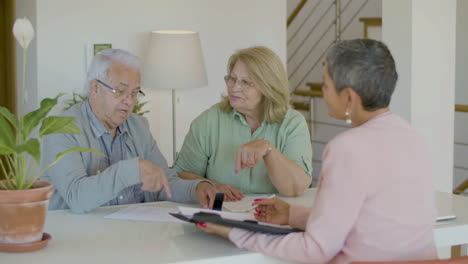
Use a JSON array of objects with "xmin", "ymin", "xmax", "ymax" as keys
[
  {"xmin": 85, "ymin": 101, "xmax": 144, "ymax": 206},
  {"xmin": 41, "ymin": 101, "xmax": 205, "ymax": 213}
]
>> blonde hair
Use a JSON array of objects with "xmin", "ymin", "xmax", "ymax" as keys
[{"xmin": 219, "ymin": 46, "xmax": 290, "ymax": 123}]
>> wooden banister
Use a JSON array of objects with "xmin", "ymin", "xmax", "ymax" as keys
[
  {"xmin": 359, "ymin": 17, "xmax": 382, "ymax": 38},
  {"xmin": 296, "ymin": 86, "xmax": 468, "ymax": 116},
  {"xmin": 454, "ymin": 179, "xmax": 468, "ymax": 195},
  {"xmin": 455, "ymin": 104, "xmax": 468, "ymax": 113},
  {"xmin": 291, "ymin": 102, "xmax": 309, "ymax": 111},
  {"xmin": 287, "ymin": 0, "xmax": 308, "ymax": 27}
]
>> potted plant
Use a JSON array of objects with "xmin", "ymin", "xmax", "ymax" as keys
[{"xmin": 0, "ymin": 18, "xmax": 102, "ymax": 251}]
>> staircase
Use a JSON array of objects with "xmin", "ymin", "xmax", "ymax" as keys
[
  {"xmin": 288, "ymin": 0, "xmax": 380, "ymax": 113},
  {"xmin": 286, "ymin": 0, "xmax": 468, "ymax": 194},
  {"xmin": 287, "ymin": 0, "xmax": 380, "ymax": 185}
]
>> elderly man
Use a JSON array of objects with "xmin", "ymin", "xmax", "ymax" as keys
[{"xmin": 41, "ymin": 49, "xmax": 215, "ymax": 213}]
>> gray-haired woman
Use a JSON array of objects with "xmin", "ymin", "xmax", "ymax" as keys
[{"xmin": 196, "ymin": 39, "xmax": 437, "ymax": 264}]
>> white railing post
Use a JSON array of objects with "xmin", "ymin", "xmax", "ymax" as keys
[{"xmin": 335, "ymin": 0, "xmax": 341, "ymax": 42}]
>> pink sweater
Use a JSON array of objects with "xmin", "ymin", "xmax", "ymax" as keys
[{"xmin": 229, "ymin": 112, "xmax": 437, "ymax": 264}]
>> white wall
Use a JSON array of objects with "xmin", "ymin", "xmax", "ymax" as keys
[
  {"xmin": 383, "ymin": 0, "xmax": 456, "ymax": 193},
  {"xmin": 17, "ymin": 0, "xmax": 286, "ymax": 164},
  {"xmin": 456, "ymin": 0, "xmax": 468, "ymax": 105}
]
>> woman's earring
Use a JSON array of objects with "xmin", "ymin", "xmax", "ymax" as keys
[{"xmin": 345, "ymin": 110, "xmax": 352, "ymax": 125}]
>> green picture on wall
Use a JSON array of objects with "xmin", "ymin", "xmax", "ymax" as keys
[{"xmin": 93, "ymin": 44, "xmax": 112, "ymax": 56}]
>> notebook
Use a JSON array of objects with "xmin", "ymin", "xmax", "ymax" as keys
[{"xmin": 170, "ymin": 206, "xmax": 301, "ymax": 234}]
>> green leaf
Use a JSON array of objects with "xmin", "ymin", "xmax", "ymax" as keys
[
  {"xmin": 56, "ymin": 147, "xmax": 104, "ymax": 161},
  {"xmin": 0, "ymin": 106, "xmax": 19, "ymax": 129},
  {"xmin": 0, "ymin": 114, "xmax": 15, "ymax": 154},
  {"xmin": 16, "ymin": 138, "xmax": 40, "ymax": 163},
  {"xmin": 0, "ymin": 145, "xmax": 15, "ymax": 155},
  {"xmin": 62, "ymin": 92, "xmax": 87, "ymax": 112},
  {"xmin": 137, "ymin": 110, "xmax": 150, "ymax": 116},
  {"xmin": 39, "ymin": 116, "xmax": 82, "ymax": 138},
  {"xmin": 133, "ymin": 101, "xmax": 149, "ymax": 116},
  {"xmin": 22, "ymin": 94, "xmax": 64, "ymax": 140}
]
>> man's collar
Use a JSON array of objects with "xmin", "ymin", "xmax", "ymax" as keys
[{"xmin": 85, "ymin": 100, "xmax": 128, "ymax": 138}]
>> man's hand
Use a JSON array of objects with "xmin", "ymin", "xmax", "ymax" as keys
[
  {"xmin": 235, "ymin": 139, "xmax": 271, "ymax": 174},
  {"xmin": 138, "ymin": 159, "xmax": 172, "ymax": 198},
  {"xmin": 252, "ymin": 197, "xmax": 290, "ymax": 225},
  {"xmin": 215, "ymin": 183, "xmax": 244, "ymax": 201},
  {"xmin": 196, "ymin": 182, "xmax": 216, "ymax": 209}
]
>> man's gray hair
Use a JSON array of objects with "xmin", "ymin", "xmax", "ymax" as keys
[
  {"xmin": 326, "ymin": 39, "xmax": 398, "ymax": 111},
  {"xmin": 85, "ymin": 48, "xmax": 141, "ymax": 95}
]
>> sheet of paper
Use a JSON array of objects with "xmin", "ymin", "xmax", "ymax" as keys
[
  {"xmin": 105, "ymin": 205, "xmax": 186, "ymax": 224},
  {"xmin": 223, "ymin": 194, "xmax": 275, "ymax": 212}
]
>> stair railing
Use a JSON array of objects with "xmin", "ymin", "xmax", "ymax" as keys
[{"xmin": 288, "ymin": 0, "xmax": 370, "ymax": 91}]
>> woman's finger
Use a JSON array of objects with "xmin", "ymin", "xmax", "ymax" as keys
[
  {"xmin": 235, "ymin": 148, "xmax": 242, "ymax": 174},
  {"xmin": 253, "ymin": 151, "xmax": 260, "ymax": 164},
  {"xmin": 232, "ymin": 188, "xmax": 244, "ymax": 200},
  {"xmin": 222, "ymin": 188, "xmax": 236, "ymax": 201},
  {"xmin": 241, "ymin": 150, "xmax": 249, "ymax": 168},
  {"xmin": 247, "ymin": 151, "xmax": 254, "ymax": 165},
  {"xmin": 225, "ymin": 186, "xmax": 242, "ymax": 201},
  {"xmin": 252, "ymin": 197, "xmax": 278, "ymax": 206}
]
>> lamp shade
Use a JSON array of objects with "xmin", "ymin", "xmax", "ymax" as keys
[{"xmin": 143, "ymin": 30, "xmax": 208, "ymax": 90}]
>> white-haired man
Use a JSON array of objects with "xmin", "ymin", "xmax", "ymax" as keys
[{"xmin": 41, "ymin": 49, "xmax": 215, "ymax": 213}]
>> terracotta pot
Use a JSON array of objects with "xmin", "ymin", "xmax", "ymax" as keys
[{"xmin": 0, "ymin": 180, "xmax": 53, "ymax": 244}]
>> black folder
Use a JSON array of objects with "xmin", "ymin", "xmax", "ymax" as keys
[{"xmin": 170, "ymin": 211, "xmax": 302, "ymax": 235}]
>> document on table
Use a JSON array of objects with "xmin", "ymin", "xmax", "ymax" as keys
[
  {"xmin": 223, "ymin": 194, "xmax": 275, "ymax": 212},
  {"xmin": 105, "ymin": 205, "xmax": 187, "ymax": 224}
]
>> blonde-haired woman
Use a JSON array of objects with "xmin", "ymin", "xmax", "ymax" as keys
[{"xmin": 174, "ymin": 46, "xmax": 312, "ymax": 200}]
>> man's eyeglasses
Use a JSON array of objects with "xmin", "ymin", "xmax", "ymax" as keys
[
  {"xmin": 224, "ymin": 75, "xmax": 255, "ymax": 91},
  {"xmin": 95, "ymin": 79, "xmax": 145, "ymax": 101}
]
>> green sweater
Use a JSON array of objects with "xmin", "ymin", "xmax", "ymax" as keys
[{"xmin": 174, "ymin": 104, "xmax": 313, "ymax": 194}]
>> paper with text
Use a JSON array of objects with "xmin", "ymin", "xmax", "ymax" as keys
[
  {"xmin": 223, "ymin": 194, "xmax": 275, "ymax": 212},
  {"xmin": 105, "ymin": 205, "xmax": 186, "ymax": 223}
]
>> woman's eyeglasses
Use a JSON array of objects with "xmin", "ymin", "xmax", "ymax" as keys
[{"xmin": 224, "ymin": 75, "xmax": 255, "ymax": 91}]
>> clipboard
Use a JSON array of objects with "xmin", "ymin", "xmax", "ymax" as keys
[{"xmin": 170, "ymin": 211, "xmax": 302, "ymax": 235}]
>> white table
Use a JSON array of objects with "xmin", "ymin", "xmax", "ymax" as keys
[
  {"xmin": 2, "ymin": 189, "xmax": 467, "ymax": 264},
  {"xmin": 433, "ymin": 191, "xmax": 468, "ymax": 253}
]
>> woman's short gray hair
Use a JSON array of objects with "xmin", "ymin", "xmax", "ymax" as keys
[
  {"xmin": 85, "ymin": 49, "xmax": 141, "ymax": 95},
  {"xmin": 326, "ymin": 39, "xmax": 398, "ymax": 111}
]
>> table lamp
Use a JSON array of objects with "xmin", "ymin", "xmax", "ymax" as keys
[{"xmin": 143, "ymin": 30, "xmax": 208, "ymax": 162}]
